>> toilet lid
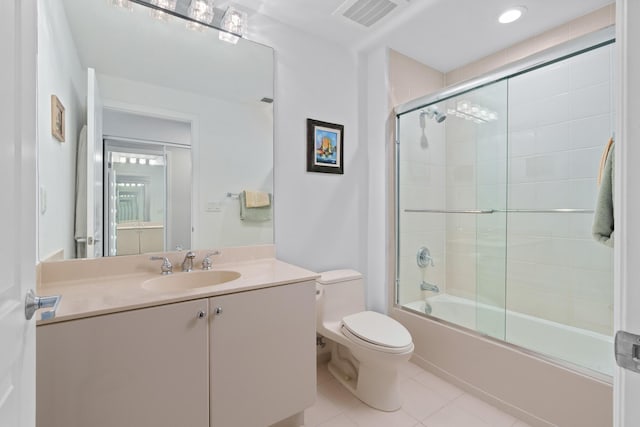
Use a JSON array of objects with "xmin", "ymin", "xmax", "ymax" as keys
[{"xmin": 341, "ymin": 311, "xmax": 412, "ymax": 348}]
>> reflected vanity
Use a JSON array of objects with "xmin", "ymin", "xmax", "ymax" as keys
[{"xmin": 37, "ymin": 0, "xmax": 274, "ymax": 260}]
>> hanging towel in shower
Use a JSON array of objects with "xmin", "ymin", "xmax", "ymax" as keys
[
  {"xmin": 592, "ymin": 142, "xmax": 614, "ymax": 247},
  {"xmin": 597, "ymin": 137, "xmax": 614, "ymax": 185}
]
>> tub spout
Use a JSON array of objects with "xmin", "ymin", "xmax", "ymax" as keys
[{"xmin": 420, "ymin": 281, "xmax": 440, "ymax": 293}]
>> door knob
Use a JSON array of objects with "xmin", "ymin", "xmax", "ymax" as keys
[{"xmin": 25, "ymin": 289, "xmax": 61, "ymax": 321}]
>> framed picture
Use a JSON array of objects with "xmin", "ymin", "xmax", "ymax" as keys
[
  {"xmin": 51, "ymin": 95, "xmax": 65, "ymax": 142},
  {"xmin": 307, "ymin": 119, "xmax": 344, "ymax": 174}
]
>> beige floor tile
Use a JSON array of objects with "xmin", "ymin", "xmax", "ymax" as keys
[
  {"xmin": 344, "ymin": 403, "xmax": 419, "ymax": 427},
  {"xmin": 304, "ymin": 380, "xmax": 361, "ymax": 427},
  {"xmin": 451, "ymin": 394, "xmax": 516, "ymax": 427},
  {"xmin": 311, "ymin": 361, "xmax": 523, "ymax": 427},
  {"xmin": 400, "ymin": 378, "xmax": 449, "ymax": 421},
  {"xmin": 413, "ymin": 370, "xmax": 465, "ymax": 401},
  {"xmin": 315, "ymin": 414, "xmax": 359, "ymax": 427},
  {"xmin": 398, "ymin": 360, "xmax": 425, "ymax": 380},
  {"xmin": 317, "ymin": 362, "xmax": 335, "ymax": 385},
  {"xmin": 423, "ymin": 403, "xmax": 492, "ymax": 427}
]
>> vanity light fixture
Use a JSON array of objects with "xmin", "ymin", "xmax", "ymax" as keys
[
  {"xmin": 498, "ymin": 6, "xmax": 527, "ymax": 24},
  {"xmin": 148, "ymin": 0, "xmax": 177, "ymax": 21},
  {"xmin": 219, "ymin": 7, "xmax": 248, "ymax": 44},
  {"xmin": 186, "ymin": 0, "xmax": 215, "ymax": 31}
]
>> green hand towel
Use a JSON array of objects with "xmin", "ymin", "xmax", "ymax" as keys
[
  {"xmin": 239, "ymin": 192, "xmax": 272, "ymax": 222},
  {"xmin": 592, "ymin": 143, "xmax": 614, "ymax": 247}
]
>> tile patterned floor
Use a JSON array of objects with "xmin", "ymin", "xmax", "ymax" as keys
[{"xmin": 304, "ymin": 361, "xmax": 532, "ymax": 427}]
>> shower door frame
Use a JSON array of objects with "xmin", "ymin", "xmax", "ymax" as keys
[{"xmin": 393, "ymin": 25, "xmax": 615, "ymax": 379}]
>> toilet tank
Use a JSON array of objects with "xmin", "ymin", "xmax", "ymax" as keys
[{"xmin": 316, "ymin": 270, "xmax": 365, "ymax": 323}]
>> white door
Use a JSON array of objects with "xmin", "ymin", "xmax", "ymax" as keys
[
  {"xmin": 0, "ymin": 0, "xmax": 37, "ymax": 426},
  {"xmin": 86, "ymin": 68, "xmax": 104, "ymax": 258},
  {"xmin": 615, "ymin": 1, "xmax": 640, "ymax": 426}
]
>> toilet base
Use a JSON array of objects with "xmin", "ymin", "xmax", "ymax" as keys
[{"xmin": 327, "ymin": 346, "xmax": 406, "ymax": 412}]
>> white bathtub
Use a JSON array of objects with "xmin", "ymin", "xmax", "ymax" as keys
[{"xmin": 404, "ymin": 294, "xmax": 614, "ymax": 376}]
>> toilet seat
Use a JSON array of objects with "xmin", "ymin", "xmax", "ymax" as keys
[{"xmin": 341, "ymin": 311, "xmax": 413, "ymax": 354}]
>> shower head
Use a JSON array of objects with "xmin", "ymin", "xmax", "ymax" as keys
[
  {"xmin": 420, "ymin": 108, "xmax": 447, "ymax": 123},
  {"xmin": 433, "ymin": 111, "xmax": 447, "ymax": 123}
]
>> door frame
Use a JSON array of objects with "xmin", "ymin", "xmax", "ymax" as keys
[{"xmin": 614, "ymin": 0, "xmax": 640, "ymax": 425}]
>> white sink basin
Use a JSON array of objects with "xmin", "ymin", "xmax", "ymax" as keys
[{"xmin": 142, "ymin": 270, "xmax": 241, "ymax": 292}]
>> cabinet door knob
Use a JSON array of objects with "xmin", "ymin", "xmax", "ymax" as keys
[
  {"xmin": 214, "ymin": 307, "xmax": 223, "ymax": 315},
  {"xmin": 197, "ymin": 310, "xmax": 207, "ymax": 319}
]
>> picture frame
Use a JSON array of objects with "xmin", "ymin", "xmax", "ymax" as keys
[
  {"xmin": 306, "ymin": 118, "xmax": 344, "ymax": 174},
  {"xmin": 51, "ymin": 95, "xmax": 65, "ymax": 142}
]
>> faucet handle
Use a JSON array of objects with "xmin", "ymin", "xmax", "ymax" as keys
[
  {"xmin": 150, "ymin": 256, "xmax": 173, "ymax": 275},
  {"xmin": 202, "ymin": 251, "xmax": 221, "ymax": 270}
]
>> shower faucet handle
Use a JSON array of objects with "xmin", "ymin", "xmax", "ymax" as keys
[{"xmin": 417, "ymin": 246, "xmax": 434, "ymax": 268}]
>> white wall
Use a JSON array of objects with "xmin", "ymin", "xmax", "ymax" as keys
[
  {"xmin": 363, "ymin": 47, "xmax": 390, "ymax": 312},
  {"xmin": 250, "ymin": 17, "xmax": 366, "ymax": 278},
  {"xmin": 37, "ymin": 0, "xmax": 86, "ymax": 259},
  {"xmin": 97, "ymin": 74, "xmax": 273, "ymax": 251}
]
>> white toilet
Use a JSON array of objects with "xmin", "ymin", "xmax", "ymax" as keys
[{"xmin": 315, "ymin": 270, "xmax": 414, "ymax": 412}]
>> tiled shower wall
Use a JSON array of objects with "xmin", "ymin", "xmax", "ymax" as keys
[
  {"xmin": 505, "ymin": 44, "xmax": 614, "ymax": 335},
  {"xmin": 397, "ymin": 115, "xmax": 447, "ymax": 305}
]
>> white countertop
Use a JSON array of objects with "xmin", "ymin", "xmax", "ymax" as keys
[{"xmin": 36, "ymin": 247, "xmax": 319, "ymax": 325}]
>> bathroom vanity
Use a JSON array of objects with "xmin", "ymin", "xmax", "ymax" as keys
[{"xmin": 35, "ymin": 246, "xmax": 317, "ymax": 427}]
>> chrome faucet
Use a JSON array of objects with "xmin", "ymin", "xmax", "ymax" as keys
[
  {"xmin": 201, "ymin": 250, "xmax": 221, "ymax": 270},
  {"xmin": 420, "ymin": 280, "xmax": 440, "ymax": 293},
  {"xmin": 150, "ymin": 256, "xmax": 173, "ymax": 275},
  {"xmin": 182, "ymin": 251, "xmax": 196, "ymax": 272}
]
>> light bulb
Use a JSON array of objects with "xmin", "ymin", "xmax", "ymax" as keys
[{"xmin": 499, "ymin": 7, "xmax": 527, "ymax": 24}]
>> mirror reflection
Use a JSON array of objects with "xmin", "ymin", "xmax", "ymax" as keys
[{"xmin": 37, "ymin": 0, "xmax": 274, "ymax": 260}]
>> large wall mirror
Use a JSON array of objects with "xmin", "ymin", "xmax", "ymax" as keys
[{"xmin": 37, "ymin": 0, "xmax": 274, "ymax": 260}]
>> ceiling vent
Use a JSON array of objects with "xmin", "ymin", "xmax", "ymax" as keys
[{"xmin": 335, "ymin": 0, "xmax": 400, "ymax": 28}]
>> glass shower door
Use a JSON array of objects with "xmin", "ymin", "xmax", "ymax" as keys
[{"xmin": 396, "ymin": 80, "xmax": 508, "ymax": 340}]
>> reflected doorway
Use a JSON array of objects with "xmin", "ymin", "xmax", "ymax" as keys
[{"xmin": 103, "ymin": 114, "xmax": 192, "ymax": 256}]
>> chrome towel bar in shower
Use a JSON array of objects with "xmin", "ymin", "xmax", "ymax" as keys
[{"xmin": 404, "ymin": 208, "xmax": 595, "ymax": 214}]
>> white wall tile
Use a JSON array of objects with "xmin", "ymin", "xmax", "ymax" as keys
[
  {"xmin": 570, "ymin": 45, "xmax": 612, "ymax": 90},
  {"xmin": 538, "ymin": 93, "xmax": 570, "ymax": 127},
  {"xmin": 569, "ymin": 114, "xmax": 612, "ymax": 150},
  {"xmin": 535, "ymin": 121, "xmax": 571, "ymax": 154},
  {"xmin": 570, "ymin": 81, "xmax": 611, "ymax": 120},
  {"xmin": 569, "ymin": 148, "xmax": 601, "ymax": 179}
]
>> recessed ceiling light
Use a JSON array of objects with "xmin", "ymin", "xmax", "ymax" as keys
[{"xmin": 498, "ymin": 6, "xmax": 527, "ymax": 24}]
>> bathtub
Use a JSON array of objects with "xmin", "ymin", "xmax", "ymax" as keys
[{"xmin": 404, "ymin": 294, "xmax": 614, "ymax": 376}]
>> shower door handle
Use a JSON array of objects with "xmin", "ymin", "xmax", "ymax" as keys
[{"xmin": 615, "ymin": 330, "xmax": 640, "ymax": 374}]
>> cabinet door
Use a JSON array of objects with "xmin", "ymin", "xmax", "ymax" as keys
[
  {"xmin": 37, "ymin": 299, "xmax": 209, "ymax": 427},
  {"xmin": 209, "ymin": 282, "xmax": 316, "ymax": 427}
]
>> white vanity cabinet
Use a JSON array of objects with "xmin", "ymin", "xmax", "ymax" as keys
[
  {"xmin": 36, "ymin": 298, "xmax": 210, "ymax": 427},
  {"xmin": 209, "ymin": 281, "xmax": 316, "ymax": 427},
  {"xmin": 36, "ymin": 280, "xmax": 317, "ymax": 427}
]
